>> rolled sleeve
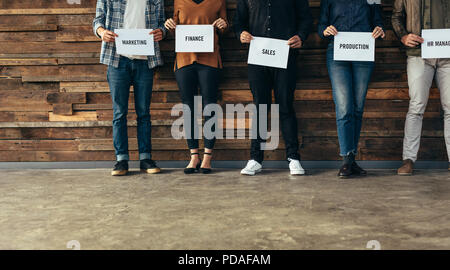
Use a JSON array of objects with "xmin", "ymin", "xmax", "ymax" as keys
[
  {"xmin": 93, "ymin": 0, "xmax": 107, "ymax": 38},
  {"xmin": 233, "ymin": 0, "xmax": 250, "ymax": 38},
  {"xmin": 317, "ymin": 0, "xmax": 330, "ymax": 39},
  {"xmin": 371, "ymin": 3, "xmax": 385, "ymax": 30},
  {"xmin": 296, "ymin": 0, "xmax": 313, "ymax": 42},
  {"xmin": 391, "ymin": 0, "xmax": 408, "ymax": 39},
  {"xmin": 158, "ymin": 0, "xmax": 168, "ymax": 38}
]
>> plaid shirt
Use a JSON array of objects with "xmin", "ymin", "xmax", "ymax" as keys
[{"xmin": 93, "ymin": 0, "xmax": 166, "ymax": 69}]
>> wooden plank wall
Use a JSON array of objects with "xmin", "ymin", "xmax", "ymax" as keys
[{"xmin": 0, "ymin": 0, "xmax": 446, "ymax": 162}]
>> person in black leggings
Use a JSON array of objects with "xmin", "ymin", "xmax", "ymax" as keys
[
  {"xmin": 175, "ymin": 62, "xmax": 220, "ymax": 173},
  {"xmin": 165, "ymin": 0, "xmax": 228, "ymax": 174}
]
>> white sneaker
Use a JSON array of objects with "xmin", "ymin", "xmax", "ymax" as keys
[
  {"xmin": 288, "ymin": 158, "xmax": 305, "ymax": 175},
  {"xmin": 241, "ymin": 160, "xmax": 262, "ymax": 176}
]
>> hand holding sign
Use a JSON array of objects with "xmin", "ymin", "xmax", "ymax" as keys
[
  {"xmin": 287, "ymin": 35, "xmax": 302, "ymax": 49},
  {"xmin": 372, "ymin": 26, "xmax": 385, "ymax": 39},
  {"xmin": 150, "ymin": 29, "xmax": 163, "ymax": 42},
  {"xmin": 212, "ymin": 18, "xmax": 227, "ymax": 30},
  {"xmin": 402, "ymin": 33, "xmax": 424, "ymax": 48},
  {"xmin": 240, "ymin": 31, "xmax": 253, "ymax": 44},
  {"xmin": 323, "ymin": 25, "xmax": 338, "ymax": 37},
  {"xmin": 164, "ymin": 18, "xmax": 177, "ymax": 30},
  {"xmin": 97, "ymin": 27, "xmax": 118, "ymax": 42}
]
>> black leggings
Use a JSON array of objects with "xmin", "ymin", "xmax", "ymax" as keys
[{"xmin": 175, "ymin": 62, "xmax": 220, "ymax": 150}]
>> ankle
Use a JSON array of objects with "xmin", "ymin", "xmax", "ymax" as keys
[
  {"xmin": 201, "ymin": 159, "xmax": 211, "ymax": 168},
  {"xmin": 343, "ymin": 153, "xmax": 355, "ymax": 165}
]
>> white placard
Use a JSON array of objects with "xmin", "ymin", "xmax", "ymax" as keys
[
  {"xmin": 334, "ymin": 32, "xmax": 375, "ymax": 62},
  {"xmin": 422, "ymin": 29, "xmax": 450, "ymax": 59},
  {"xmin": 247, "ymin": 37, "xmax": 290, "ymax": 69},
  {"xmin": 175, "ymin": 25, "xmax": 214, "ymax": 53},
  {"xmin": 115, "ymin": 29, "xmax": 155, "ymax": 56}
]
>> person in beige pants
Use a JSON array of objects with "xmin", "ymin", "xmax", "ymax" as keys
[{"xmin": 392, "ymin": 0, "xmax": 450, "ymax": 175}]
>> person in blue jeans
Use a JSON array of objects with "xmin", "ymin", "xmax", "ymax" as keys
[
  {"xmin": 93, "ymin": 0, "xmax": 166, "ymax": 176},
  {"xmin": 318, "ymin": 0, "xmax": 385, "ymax": 178}
]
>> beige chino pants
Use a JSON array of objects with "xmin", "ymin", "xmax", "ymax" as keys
[{"xmin": 403, "ymin": 56, "xmax": 450, "ymax": 162}]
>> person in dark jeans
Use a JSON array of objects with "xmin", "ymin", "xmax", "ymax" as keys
[
  {"xmin": 234, "ymin": 0, "xmax": 313, "ymax": 176},
  {"xmin": 165, "ymin": 0, "xmax": 228, "ymax": 174},
  {"xmin": 318, "ymin": 0, "xmax": 385, "ymax": 178},
  {"xmin": 93, "ymin": 0, "xmax": 166, "ymax": 176}
]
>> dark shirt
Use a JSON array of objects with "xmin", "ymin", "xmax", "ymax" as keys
[
  {"xmin": 318, "ymin": 0, "xmax": 384, "ymax": 40},
  {"xmin": 192, "ymin": 0, "xmax": 204, "ymax": 3},
  {"xmin": 431, "ymin": 0, "xmax": 445, "ymax": 29},
  {"xmin": 233, "ymin": 0, "xmax": 313, "ymax": 42}
]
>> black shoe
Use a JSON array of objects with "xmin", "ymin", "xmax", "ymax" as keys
[
  {"xmin": 184, "ymin": 153, "xmax": 201, "ymax": 174},
  {"xmin": 200, "ymin": 152, "xmax": 213, "ymax": 174},
  {"xmin": 140, "ymin": 159, "xmax": 161, "ymax": 174},
  {"xmin": 112, "ymin": 160, "xmax": 129, "ymax": 176},
  {"xmin": 200, "ymin": 168, "xmax": 212, "ymax": 174},
  {"xmin": 338, "ymin": 164, "xmax": 353, "ymax": 178},
  {"xmin": 351, "ymin": 161, "xmax": 367, "ymax": 176}
]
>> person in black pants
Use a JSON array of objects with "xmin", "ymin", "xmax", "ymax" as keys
[
  {"xmin": 165, "ymin": 0, "xmax": 228, "ymax": 174},
  {"xmin": 234, "ymin": 0, "xmax": 313, "ymax": 176},
  {"xmin": 174, "ymin": 63, "xmax": 220, "ymax": 173}
]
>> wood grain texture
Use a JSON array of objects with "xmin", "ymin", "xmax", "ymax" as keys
[{"xmin": 0, "ymin": 0, "xmax": 447, "ymax": 162}]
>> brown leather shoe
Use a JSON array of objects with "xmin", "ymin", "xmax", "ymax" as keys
[
  {"xmin": 111, "ymin": 160, "xmax": 128, "ymax": 176},
  {"xmin": 397, "ymin": 159, "xmax": 414, "ymax": 176}
]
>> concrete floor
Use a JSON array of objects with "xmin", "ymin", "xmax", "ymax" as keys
[{"xmin": 0, "ymin": 168, "xmax": 449, "ymax": 250}]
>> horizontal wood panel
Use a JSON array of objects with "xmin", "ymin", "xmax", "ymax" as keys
[{"xmin": 0, "ymin": 0, "xmax": 447, "ymax": 162}]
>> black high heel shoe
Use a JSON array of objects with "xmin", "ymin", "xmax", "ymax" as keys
[
  {"xmin": 184, "ymin": 153, "xmax": 201, "ymax": 174},
  {"xmin": 200, "ymin": 152, "xmax": 212, "ymax": 174}
]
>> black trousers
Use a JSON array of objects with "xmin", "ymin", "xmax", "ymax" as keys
[
  {"xmin": 248, "ymin": 55, "xmax": 300, "ymax": 163},
  {"xmin": 175, "ymin": 62, "xmax": 220, "ymax": 150}
]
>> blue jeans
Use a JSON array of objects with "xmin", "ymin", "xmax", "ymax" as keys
[
  {"xmin": 107, "ymin": 57, "xmax": 154, "ymax": 161},
  {"xmin": 326, "ymin": 47, "xmax": 374, "ymax": 157}
]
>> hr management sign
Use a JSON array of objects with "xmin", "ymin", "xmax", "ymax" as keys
[{"xmin": 422, "ymin": 29, "xmax": 450, "ymax": 59}]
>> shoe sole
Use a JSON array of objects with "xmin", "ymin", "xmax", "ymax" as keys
[
  {"xmin": 111, "ymin": 170, "xmax": 128, "ymax": 176},
  {"xmin": 291, "ymin": 170, "xmax": 306, "ymax": 176},
  {"xmin": 141, "ymin": 168, "xmax": 161, "ymax": 174},
  {"xmin": 184, "ymin": 170, "xmax": 199, "ymax": 175},
  {"xmin": 398, "ymin": 172, "xmax": 412, "ymax": 176},
  {"xmin": 241, "ymin": 169, "xmax": 262, "ymax": 176}
]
